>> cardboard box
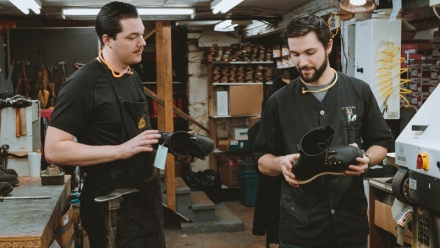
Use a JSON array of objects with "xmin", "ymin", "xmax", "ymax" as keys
[
  {"xmin": 248, "ymin": 116, "xmax": 261, "ymax": 128},
  {"xmin": 229, "ymin": 138, "xmax": 249, "ymax": 151},
  {"xmin": 228, "ymin": 85, "xmax": 263, "ymax": 116},
  {"xmin": 217, "ymin": 139, "xmax": 229, "ymax": 151},
  {"xmin": 221, "ymin": 161, "xmax": 240, "ymax": 187},
  {"xmin": 55, "ymin": 204, "xmax": 74, "ymax": 247},
  {"xmin": 229, "ymin": 127, "xmax": 248, "ymax": 140},
  {"xmin": 374, "ymin": 200, "xmax": 397, "ymax": 236}
]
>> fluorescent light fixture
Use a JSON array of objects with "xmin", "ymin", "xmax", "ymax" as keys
[
  {"xmin": 63, "ymin": 8, "xmax": 195, "ymax": 18},
  {"xmin": 9, "ymin": 0, "xmax": 41, "ymax": 15},
  {"xmin": 211, "ymin": 0, "xmax": 244, "ymax": 14},
  {"xmin": 214, "ymin": 20, "xmax": 252, "ymax": 32},
  {"xmin": 62, "ymin": 8, "xmax": 99, "ymax": 16}
]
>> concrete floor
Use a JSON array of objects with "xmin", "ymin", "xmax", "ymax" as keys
[{"xmin": 164, "ymin": 201, "xmax": 277, "ymax": 248}]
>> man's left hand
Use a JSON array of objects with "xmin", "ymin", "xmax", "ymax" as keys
[{"xmin": 344, "ymin": 143, "xmax": 369, "ymax": 176}]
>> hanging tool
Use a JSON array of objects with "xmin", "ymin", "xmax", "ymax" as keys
[
  {"xmin": 58, "ymin": 61, "xmax": 67, "ymax": 92},
  {"xmin": 0, "ymin": 144, "xmax": 9, "ymax": 169},
  {"xmin": 0, "ymin": 195, "xmax": 51, "ymax": 201},
  {"xmin": 15, "ymin": 61, "xmax": 31, "ymax": 99},
  {"xmin": 36, "ymin": 47, "xmax": 47, "ymax": 107},
  {"xmin": 47, "ymin": 66, "xmax": 57, "ymax": 109},
  {"xmin": 73, "ymin": 62, "xmax": 84, "ymax": 71},
  {"xmin": 5, "ymin": 62, "xmax": 14, "ymax": 94},
  {"xmin": 10, "ymin": 96, "xmax": 32, "ymax": 137},
  {"xmin": 42, "ymin": 67, "xmax": 50, "ymax": 109}
]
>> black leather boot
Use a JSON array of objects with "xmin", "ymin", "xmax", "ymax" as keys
[
  {"xmin": 292, "ymin": 125, "xmax": 363, "ymax": 184},
  {"xmin": 0, "ymin": 167, "xmax": 18, "ymax": 177},
  {"xmin": 158, "ymin": 131, "xmax": 214, "ymax": 159},
  {"xmin": 0, "ymin": 169, "xmax": 19, "ymax": 185},
  {"xmin": 0, "ymin": 182, "xmax": 13, "ymax": 196}
]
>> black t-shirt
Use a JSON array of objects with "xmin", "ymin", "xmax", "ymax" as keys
[
  {"xmin": 50, "ymin": 59, "xmax": 145, "ymax": 146},
  {"xmin": 49, "ymin": 59, "xmax": 154, "ymax": 194}
]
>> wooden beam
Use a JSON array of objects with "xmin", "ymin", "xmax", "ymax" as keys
[
  {"xmin": 144, "ymin": 28, "xmax": 156, "ymax": 40},
  {"xmin": 155, "ymin": 21, "xmax": 176, "ymax": 211},
  {"xmin": 143, "ymin": 86, "xmax": 210, "ymax": 134}
]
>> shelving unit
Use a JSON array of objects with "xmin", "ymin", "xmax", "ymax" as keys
[{"xmin": 206, "ymin": 60, "xmax": 275, "ymax": 170}]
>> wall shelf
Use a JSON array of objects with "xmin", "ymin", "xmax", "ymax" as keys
[{"xmin": 212, "ymin": 82, "xmax": 272, "ymax": 86}]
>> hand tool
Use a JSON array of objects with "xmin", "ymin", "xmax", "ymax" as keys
[
  {"xmin": 58, "ymin": 61, "xmax": 67, "ymax": 91},
  {"xmin": 95, "ymin": 188, "xmax": 139, "ymax": 248},
  {"xmin": 0, "ymin": 195, "xmax": 51, "ymax": 201},
  {"xmin": 15, "ymin": 108, "xmax": 20, "ymax": 137},
  {"xmin": 5, "ymin": 62, "xmax": 14, "ymax": 94}
]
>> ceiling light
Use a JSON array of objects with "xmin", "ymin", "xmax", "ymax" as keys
[
  {"xmin": 211, "ymin": 0, "xmax": 244, "ymax": 14},
  {"xmin": 9, "ymin": 0, "xmax": 41, "ymax": 15},
  {"xmin": 62, "ymin": 8, "xmax": 195, "ymax": 19},
  {"xmin": 214, "ymin": 20, "xmax": 252, "ymax": 32},
  {"xmin": 339, "ymin": 0, "xmax": 376, "ymax": 13}
]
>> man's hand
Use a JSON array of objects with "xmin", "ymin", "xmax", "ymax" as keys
[
  {"xmin": 344, "ymin": 143, "xmax": 369, "ymax": 176},
  {"xmin": 279, "ymin": 154, "xmax": 301, "ymax": 187},
  {"xmin": 119, "ymin": 130, "xmax": 161, "ymax": 160}
]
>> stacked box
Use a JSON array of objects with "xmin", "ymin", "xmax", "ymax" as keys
[{"xmin": 221, "ymin": 158, "xmax": 240, "ymax": 187}]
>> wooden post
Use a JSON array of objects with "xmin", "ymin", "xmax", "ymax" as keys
[{"xmin": 155, "ymin": 21, "xmax": 176, "ymax": 211}]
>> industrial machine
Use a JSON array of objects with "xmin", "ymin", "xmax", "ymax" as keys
[{"xmin": 393, "ymin": 85, "xmax": 440, "ymax": 248}]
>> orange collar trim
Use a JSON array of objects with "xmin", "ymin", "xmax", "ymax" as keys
[{"xmin": 99, "ymin": 50, "xmax": 133, "ymax": 78}]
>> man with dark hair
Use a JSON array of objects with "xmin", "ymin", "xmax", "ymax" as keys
[
  {"xmin": 253, "ymin": 13, "xmax": 393, "ymax": 248},
  {"xmin": 44, "ymin": 2, "xmax": 192, "ymax": 247}
]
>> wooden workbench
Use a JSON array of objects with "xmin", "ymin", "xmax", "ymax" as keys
[{"xmin": 0, "ymin": 175, "xmax": 71, "ymax": 248}]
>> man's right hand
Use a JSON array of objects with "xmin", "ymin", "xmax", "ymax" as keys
[
  {"xmin": 279, "ymin": 154, "xmax": 300, "ymax": 187},
  {"xmin": 119, "ymin": 130, "xmax": 161, "ymax": 160}
]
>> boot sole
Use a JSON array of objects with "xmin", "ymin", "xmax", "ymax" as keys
[
  {"xmin": 0, "ymin": 184, "xmax": 13, "ymax": 196},
  {"xmin": 297, "ymin": 171, "xmax": 344, "ymax": 184}
]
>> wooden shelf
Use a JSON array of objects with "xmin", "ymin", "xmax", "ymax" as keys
[
  {"xmin": 209, "ymin": 61, "xmax": 274, "ymax": 65},
  {"xmin": 212, "ymin": 82, "xmax": 272, "ymax": 86},
  {"xmin": 210, "ymin": 114, "xmax": 260, "ymax": 119},
  {"xmin": 143, "ymin": 81, "xmax": 181, "ymax": 84}
]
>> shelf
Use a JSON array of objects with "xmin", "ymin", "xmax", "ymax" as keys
[
  {"xmin": 143, "ymin": 82, "xmax": 181, "ymax": 85},
  {"xmin": 210, "ymin": 114, "xmax": 260, "ymax": 119},
  {"xmin": 212, "ymin": 82, "xmax": 272, "ymax": 86},
  {"xmin": 209, "ymin": 61, "xmax": 274, "ymax": 65},
  {"xmin": 368, "ymin": 177, "xmax": 393, "ymax": 194}
]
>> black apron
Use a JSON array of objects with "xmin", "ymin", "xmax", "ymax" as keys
[{"xmin": 80, "ymin": 61, "xmax": 165, "ymax": 248}]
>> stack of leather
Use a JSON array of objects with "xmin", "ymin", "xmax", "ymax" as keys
[
  {"xmin": 236, "ymin": 66, "xmax": 245, "ymax": 82},
  {"xmin": 264, "ymin": 66, "xmax": 274, "ymax": 82},
  {"xmin": 211, "ymin": 65, "xmax": 274, "ymax": 83},
  {"xmin": 245, "ymin": 65, "xmax": 254, "ymax": 82},
  {"xmin": 212, "ymin": 65, "xmax": 221, "ymax": 83},
  {"xmin": 205, "ymin": 44, "xmax": 220, "ymax": 62},
  {"xmin": 206, "ymin": 44, "xmax": 274, "ymax": 63}
]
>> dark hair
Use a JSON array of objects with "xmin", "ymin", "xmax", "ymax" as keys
[
  {"xmin": 282, "ymin": 13, "xmax": 331, "ymax": 49},
  {"xmin": 95, "ymin": 1, "xmax": 139, "ymax": 45}
]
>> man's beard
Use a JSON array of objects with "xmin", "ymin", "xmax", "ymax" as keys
[{"xmin": 297, "ymin": 54, "xmax": 328, "ymax": 83}]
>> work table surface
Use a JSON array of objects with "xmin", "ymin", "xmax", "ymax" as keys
[{"xmin": 0, "ymin": 175, "xmax": 71, "ymax": 248}]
